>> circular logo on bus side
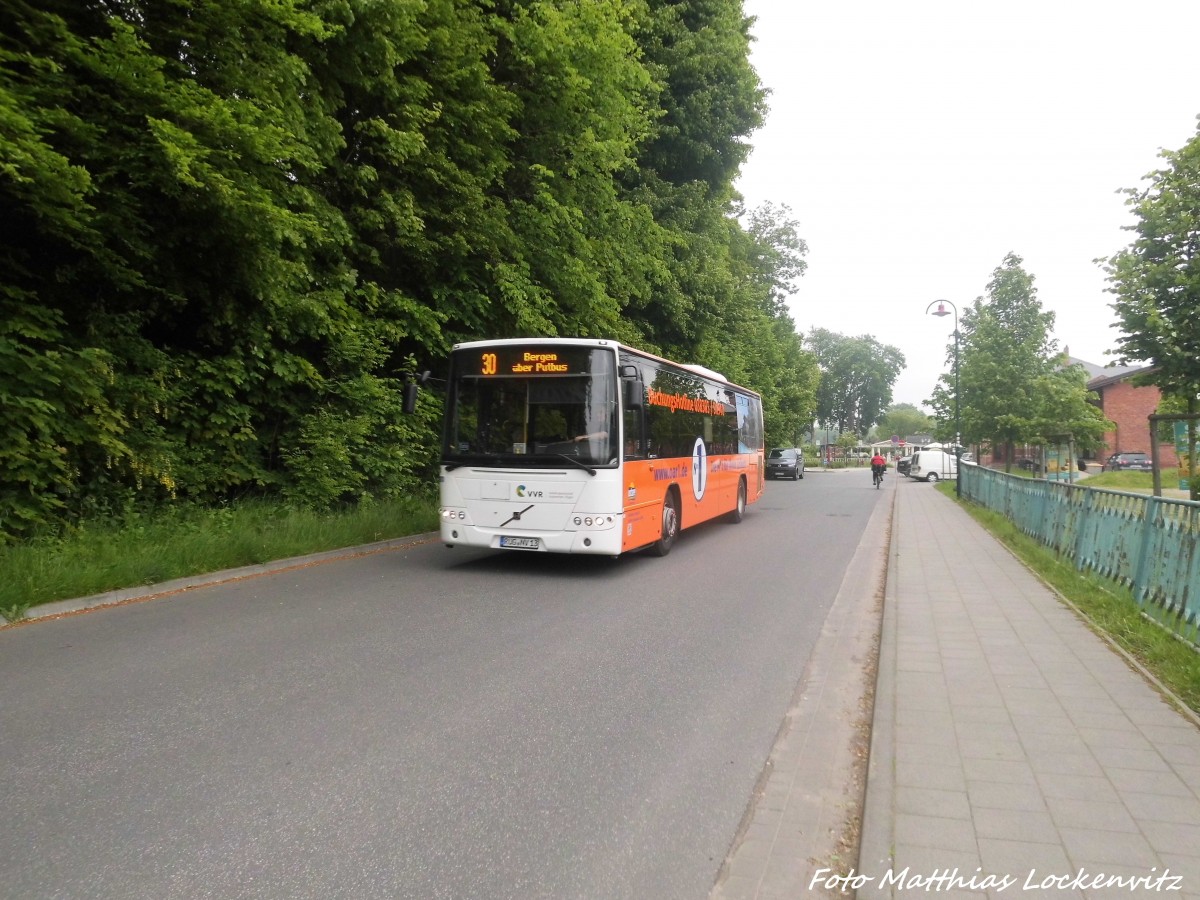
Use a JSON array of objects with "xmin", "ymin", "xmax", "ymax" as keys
[{"xmin": 691, "ymin": 436, "xmax": 708, "ymax": 500}]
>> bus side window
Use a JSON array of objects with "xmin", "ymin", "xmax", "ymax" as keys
[{"xmin": 623, "ymin": 406, "xmax": 643, "ymax": 459}]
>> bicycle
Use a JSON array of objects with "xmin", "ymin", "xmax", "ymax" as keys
[{"xmin": 872, "ymin": 465, "xmax": 885, "ymax": 489}]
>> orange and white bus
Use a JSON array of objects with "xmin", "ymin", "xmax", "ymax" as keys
[{"xmin": 438, "ymin": 338, "xmax": 764, "ymax": 556}]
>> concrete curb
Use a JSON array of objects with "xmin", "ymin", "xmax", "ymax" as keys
[{"xmin": 856, "ymin": 486, "xmax": 899, "ymax": 898}]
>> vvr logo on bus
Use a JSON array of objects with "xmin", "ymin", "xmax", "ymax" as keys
[{"xmin": 516, "ymin": 485, "xmax": 543, "ymax": 498}]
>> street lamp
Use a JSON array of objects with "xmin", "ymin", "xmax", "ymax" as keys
[{"xmin": 926, "ymin": 299, "xmax": 962, "ymax": 497}]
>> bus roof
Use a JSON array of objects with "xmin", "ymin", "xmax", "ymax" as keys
[
  {"xmin": 449, "ymin": 337, "xmax": 754, "ymax": 396},
  {"xmin": 678, "ymin": 363, "xmax": 727, "ymax": 382}
]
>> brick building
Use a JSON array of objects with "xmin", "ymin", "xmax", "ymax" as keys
[{"xmin": 1079, "ymin": 360, "xmax": 1178, "ymax": 468}]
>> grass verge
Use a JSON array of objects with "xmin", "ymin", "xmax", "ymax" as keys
[
  {"xmin": 0, "ymin": 496, "xmax": 439, "ymax": 623},
  {"xmin": 935, "ymin": 481, "xmax": 1200, "ymax": 716},
  {"xmin": 1083, "ymin": 470, "xmax": 1156, "ymax": 491}
]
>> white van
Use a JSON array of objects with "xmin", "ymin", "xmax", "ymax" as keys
[{"xmin": 908, "ymin": 447, "xmax": 958, "ymax": 482}]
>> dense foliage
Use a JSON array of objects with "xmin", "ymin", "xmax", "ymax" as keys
[
  {"xmin": 0, "ymin": 0, "xmax": 817, "ymax": 543},
  {"xmin": 929, "ymin": 253, "xmax": 1109, "ymax": 460}
]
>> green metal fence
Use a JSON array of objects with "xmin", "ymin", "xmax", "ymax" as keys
[{"xmin": 960, "ymin": 465, "xmax": 1200, "ymax": 637}]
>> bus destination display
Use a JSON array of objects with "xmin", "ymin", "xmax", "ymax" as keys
[{"xmin": 476, "ymin": 347, "xmax": 580, "ymax": 376}]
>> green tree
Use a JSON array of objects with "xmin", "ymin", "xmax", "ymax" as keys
[
  {"xmin": 720, "ymin": 202, "xmax": 817, "ymax": 447},
  {"xmin": 873, "ymin": 404, "xmax": 933, "ymax": 442},
  {"xmin": 612, "ymin": 0, "xmax": 816, "ymax": 449},
  {"xmin": 634, "ymin": 0, "xmax": 763, "ymax": 193},
  {"xmin": 932, "ymin": 253, "xmax": 1108, "ymax": 466},
  {"xmin": 738, "ymin": 202, "xmax": 808, "ymax": 316},
  {"xmin": 619, "ymin": 0, "xmax": 766, "ymax": 354},
  {"xmin": 1104, "ymin": 118, "xmax": 1200, "ymax": 399},
  {"xmin": 836, "ymin": 432, "xmax": 861, "ymax": 455},
  {"xmin": 1030, "ymin": 362, "xmax": 1110, "ymax": 456},
  {"xmin": 933, "ymin": 254, "xmax": 1054, "ymax": 456},
  {"xmin": 482, "ymin": 0, "xmax": 658, "ymax": 340},
  {"xmin": 1103, "ymin": 118, "xmax": 1200, "ymax": 496},
  {"xmin": 808, "ymin": 329, "xmax": 905, "ymax": 436}
]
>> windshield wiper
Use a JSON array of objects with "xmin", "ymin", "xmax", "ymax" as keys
[{"xmin": 554, "ymin": 453, "xmax": 597, "ymax": 476}]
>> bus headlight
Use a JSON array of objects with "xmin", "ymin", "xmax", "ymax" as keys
[{"xmin": 571, "ymin": 515, "xmax": 615, "ymax": 530}]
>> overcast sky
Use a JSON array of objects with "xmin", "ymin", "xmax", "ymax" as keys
[{"xmin": 734, "ymin": 0, "xmax": 1200, "ymax": 411}]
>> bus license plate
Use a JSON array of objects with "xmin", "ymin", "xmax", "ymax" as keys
[{"xmin": 500, "ymin": 536, "xmax": 540, "ymax": 550}]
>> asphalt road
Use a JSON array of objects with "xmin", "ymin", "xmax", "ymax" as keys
[{"xmin": 0, "ymin": 469, "xmax": 886, "ymax": 900}]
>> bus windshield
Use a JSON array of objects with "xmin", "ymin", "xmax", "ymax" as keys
[{"xmin": 443, "ymin": 345, "xmax": 618, "ymax": 467}]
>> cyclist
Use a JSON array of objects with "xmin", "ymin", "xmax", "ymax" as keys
[{"xmin": 871, "ymin": 452, "xmax": 887, "ymax": 488}]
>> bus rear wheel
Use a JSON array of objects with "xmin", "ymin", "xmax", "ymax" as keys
[
  {"xmin": 650, "ymin": 490, "xmax": 680, "ymax": 556},
  {"xmin": 726, "ymin": 478, "xmax": 747, "ymax": 523}
]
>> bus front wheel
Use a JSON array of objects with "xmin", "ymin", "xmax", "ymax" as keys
[{"xmin": 650, "ymin": 490, "xmax": 680, "ymax": 556}]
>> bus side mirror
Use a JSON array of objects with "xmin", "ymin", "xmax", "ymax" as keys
[
  {"xmin": 403, "ymin": 382, "xmax": 419, "ymax": 414},
  {"xmin": 402, "ymin": 370, "xmax": 431, "ymax": 414},
  {"xmin": 621, "ymin": 374, "xmax": 643, "ymax": 409}
]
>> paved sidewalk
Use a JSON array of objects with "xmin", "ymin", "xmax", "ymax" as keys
[{"xmin": 858, "ymin": 483, "xmax": 1200, "ymax": 899}]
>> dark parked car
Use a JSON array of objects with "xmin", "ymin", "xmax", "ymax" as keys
[
  {"xmin": 1107, "ymin": 452, "xmax": 1152, "ymax": 471},
  {"xmin": 895, "ymin": 455, "xmax": 911, "ymax": 476},
  {"xmin": 766, "ymin": 447, "xmax": 805, "ymax": 480}
]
